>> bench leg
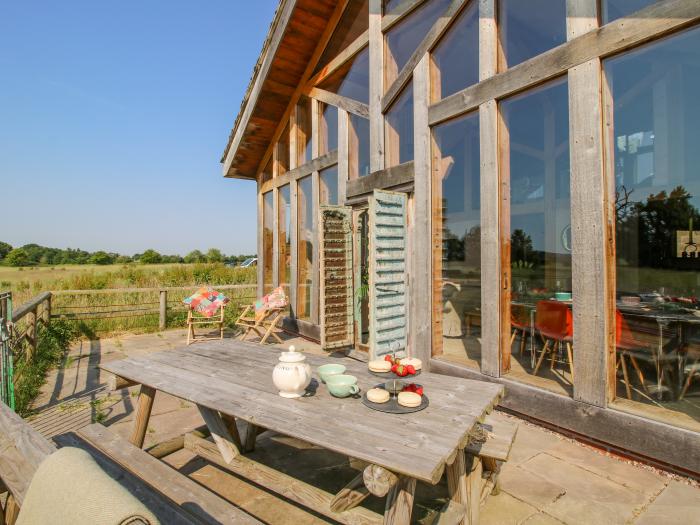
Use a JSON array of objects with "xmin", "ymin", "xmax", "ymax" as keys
[
  {"xmin": 383, "ymin": 475, "xmax": 416, "ymax": 525},
  {"xmin": 129, "ymin": 385, "xmax": 156, "ymax": 448},
  {"xmin": 447, "ymin": 451, "xmax": 482, "ymax": 525},
  {"xmin": 4, "ymin": 494, "xmax": 19, "ymax": 525}
]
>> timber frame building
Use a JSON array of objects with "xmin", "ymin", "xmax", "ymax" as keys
[{"xmin": 222, "ymin": 0, "xmax": 700, "ymax": 476}]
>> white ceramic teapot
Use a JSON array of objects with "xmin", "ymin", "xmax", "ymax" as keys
[{"xmin": 272, "ymin": 345, "xmax": 312, "ymax": 398}]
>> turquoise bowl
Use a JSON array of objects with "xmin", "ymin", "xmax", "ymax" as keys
[
  {"xmin": 555, "ymin": 292, "xmax": 572, "ymax": 301},
  {"xmin": 317, "ymin": 364, "xmax": 346, "ymax": 383},
  {"xmin": 326, "ymin": 374, "xmax": 360, "ymax": 398}
]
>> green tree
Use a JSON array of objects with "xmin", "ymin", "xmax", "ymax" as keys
[
  {"xmin": 139, "ymin": 249, "xmax": 162, "ymax": 264},
  {"xmin": 6, "ymin": 248, "xmax": 30, "ymax": 267},
  {"xmin": 206, "ymin": 248, "xmax": 224, "ymax": 263},
  {"xmin": 0, "ymin": 242, "xmax": 12, "ymax": 261},
  {"xmin": 184, "ymin": 250, "xmax": 206, "ymax": 263},
  {"xmin": 88, "ymin": 251, "xmax": 114, "ymax": 265}
]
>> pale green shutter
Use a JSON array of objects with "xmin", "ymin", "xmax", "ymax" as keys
[
  {"xmin": 319, "ymin": 206, "xmax": 354, "ymax": 350},
  {"xmin": 369, "ymin": 189, "xmax": 408, "ymax": 359}
]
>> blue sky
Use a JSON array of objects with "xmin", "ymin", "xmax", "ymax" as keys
[{"xmin": 0, "ymin": 1, "xmax": 277, "ymax": 256}]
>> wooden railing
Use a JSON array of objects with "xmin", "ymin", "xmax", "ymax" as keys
[{"xmin": 11, "ymin": 292, "xmax": 52, "ymax": 362}]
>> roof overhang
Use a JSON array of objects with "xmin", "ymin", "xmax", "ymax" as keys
[{"xmin": 221, "ymin": 0, "xmax": 338, "ymax": 180}]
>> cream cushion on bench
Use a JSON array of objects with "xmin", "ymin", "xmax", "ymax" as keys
[{"xmin": 16, "ymin": 446, "xmax": 160, "ymax": 525}]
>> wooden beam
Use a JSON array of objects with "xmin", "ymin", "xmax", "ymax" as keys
[
  {"xmin": 309, "ymin": 87, "xmax": 370, "ymax": 119},
  {"xmin": 307, "ymin": 30, "xmax": 369, "ymax": 89},
  {"xmin": 260, "ymin": 150, "xmax": 338, "ymax": 193},
  {"xmin": 107, "ymin": 374, "xmax": 138, "ymax": 392},
  {"xmin": 145, "ymin": 425, "xmax": 210, "ymax": 459},
  {"xmin": 382, "ymin": 0, "xmax": 428, "ymax": 33},
  {"xmin": 129, "ymin": 385, "xmax": 156, "ymax": 449},
  {"xmin": 363, "ymin": 464, "xmax": 398, "ymax": 497},
  {"xmin": 369, "ymin": 0, "xmax": 384, "ymax": 172},
  {"xmin": 272, "ymin": 186, "xmax": 280, "ymax": 289},
  {"xmin": 197, "ymin": 406, "xmax": 240, "ymax": 463},
  {"xmin": 338, "ymin": 109, "xmax": 349, "ymax": 204},
  {"xmin": 381, "ymin": 0, "xmax": 468, "ymax": 113},
  {"xmin": 383, "ymin": 476, "xmax": 416, "ymax": 525},
  {"xmin": 429, "ymin": 0, "xmax": 700, "ymax": 125},
  {"xmin": 290, "ymin": 178, "xmax": 299, "ymax": 317},
  {"xmin": 330, "ymin": 472, "xmax": 370, "ymax": 513},
  {"xmin": 346, "ymin": 161, "xmax": 414, "ymax": 199},
  {"xmin": 257, "ymin": 186, "xmax": 264, "ymax": 298}
]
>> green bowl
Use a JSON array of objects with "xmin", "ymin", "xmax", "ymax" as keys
[
  {"xmin": 326, "ymin": 374, "xmax": 359, "ymax": 398},
  {"xmin": 317, "ymin": 364, "xmax": 346, "ymax": 383},
  {"xmin": 555, "ymin": 292, "xmax": 572, "ymax": 301}
]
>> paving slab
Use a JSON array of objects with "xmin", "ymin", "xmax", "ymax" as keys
[
  {"xmin": 499, "ymin": 464, "xmax": 567, "ymax": 508},
  {"xmin": 479, "ymin": 491, "xmax": 539, "ymax": 524},
  {"xmin": 633, "ymin": 480, "xmax": 700, "ymax": 525}
]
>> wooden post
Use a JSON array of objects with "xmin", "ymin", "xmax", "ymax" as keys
[
  {"xmin": 4, "ymin": 494, "xmax": 20, "ymax": 525},
  {"xmin": 129, "ymin": 385, "xmax": 156, "ymax": 448},
  {"xmin": 369, "ymin": 0, "xmax": 384, "ymax": 173},
  {"xmin": 27, "ymin": 307, "xmax": 38, "ymax": 362},
  {"xmin": 159, "ymin": 290, "xmax": 167, "ymax": 331},
  {"xmin": 383, "ymin": 475, "xmax": 416, "ymax": 525},
  {"xmin": 45, "ymin": 294, "xmax": 51, "ymax": 324}
]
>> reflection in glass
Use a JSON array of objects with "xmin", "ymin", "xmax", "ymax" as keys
[
  {"xmin": 603, "ymin": 0, "xmax": 659, "ymax": 23},
  {"xmin": 319, "ymin": 47, "xmax": 370, "ymax": 105},
  {"xmin": 431, "ymin": 0, "xmax": 479, "ymax": 100},
  {"xmin": 261, "ymin": 157, "xmax": 273, "ymax": 184},
  {"xmin": 502, "ymin": 78, "xmax": 573, "ymax": 396},
  {"xmin": 320, "ymin": 165, "xmax": 339, "ymax": 205},
  {"xmin": 297, "ymin": 97, "xmax": 313, "ymax": 166},
  {"xmin": 278, "ymin": 185, "xmax": 291, "ymax": 295},
  {"xmin": 320, "ymin": 104, "xmax": 338, "ymax": 156},
  {"xmin": 385, "ymin": 82, "xmax": 414, "ymax": 167},
  {"xmin": 263, "ymin": 191, "xmax": 274, "ymax": 294},
  {"xmin": 383, "ymin": 0, "xmax": 403, "ymax": 13},
  {"xmin": 498, "ymin": 0, "xmax": 566, "ymax": 68},
  {"xmin": 433, "ymin": 113, "xmax": 481, "ymax": 369},
  {"xmin": 350, "ymin": 114, "xmax": 370, "ymax": 178},
  {"xmin": 385, "ymin": 0, "xmax": 451, "ymax": 85},
  {"xmin": 315, "ymin": 0, "xmax": 368, "ymax": 74},
  {"xmin": 606, "ymin": 28, "xmax": 700, "ymax": 432},
  {"xmin": 276, "ymin": 122, "xmax": 290, "ymax": 176},
  {"xmin": 297, "ymin": 176, "xmax": 314, "ymax": 320}
]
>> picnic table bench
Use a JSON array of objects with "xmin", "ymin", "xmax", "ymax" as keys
[{"xmin": 102, "ymin": 340, "xmax": 506, "ymax": 525}]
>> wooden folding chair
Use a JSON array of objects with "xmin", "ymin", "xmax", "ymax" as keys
[
  {"xmin": 235, "ymin": 304, "xmax": 285, "ymax": 345},
  {"xmin": 186, "ymin": 304, "xmax": 225, "ymax": 345}
]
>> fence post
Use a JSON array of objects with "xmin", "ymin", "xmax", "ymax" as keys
[
  {"xmin": 45, "ymin": 294, "xmax": 52, "ymax": 324},
  {"xmin": 27, "ymin": 307, "xmax": 38, "ymax": 362},
  {"xmin": 159, "ymin": 290, "xmax": 167, "ymax": 331}
]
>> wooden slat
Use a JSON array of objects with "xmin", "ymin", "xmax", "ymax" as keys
[
  {"xmin": 464, "ymin": 415, "xmax": 518, "ymax": 462},
  {"xmin": 309, "ymin": 87, "xmax": 370, "ymax": 118},
  {"xmin": 429, "ymin": 0, "xmax": 700, "ymax": 125},
  {"xmin": 76, "ymin": 424, "xmax": 261, "ymax": 524},
  {"xmin": 346, "ymin": 161, "xmax": 414, "ymax": 199},
  {"xmin": 185, "ymin": 433, "xmax": 383, "ymax": 525}
]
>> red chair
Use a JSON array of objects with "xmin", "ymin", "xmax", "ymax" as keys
[
  {"xmin": 510, "ymin": 304, "xmax": 532, "ymax": 357},
  {"xmin": 616, "ymin": 311, "xmax": 650, "ymax": 399},
  {"xmin": 533, "ymin": 300, "xmax": 574, "ymax": 379}
]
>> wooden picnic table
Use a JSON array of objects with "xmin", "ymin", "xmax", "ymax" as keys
[{"xmin": 101, "ymin": 340, "xmax": 504, "ymax": 525}]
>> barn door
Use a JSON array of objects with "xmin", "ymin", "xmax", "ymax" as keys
[
  {"xmin": 319, "ymin": 205, "xmax": 354, "ymax": 350},
  {"xmin": 369, "ymin": 189, "xmax": 408, "ymax": 359}
]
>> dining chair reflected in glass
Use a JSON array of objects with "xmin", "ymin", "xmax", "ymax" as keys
[{"xmin": 533, "ymin": 300, "xmax": 574, "ymax": 380}]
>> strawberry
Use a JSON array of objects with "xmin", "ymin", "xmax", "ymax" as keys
[
  {"xmin": 416, "ymin": 386, "xmax": 424, "ymax": 396},
  {"xmin": 405, "ymin": 364, "xmax": 416, "ymax": 375},
  {"xmin": 396, "ymin": 365, "xmax": 408, "ymax": 377},
  {"xmin": 391, "ymin": 364, "xmax": 398, "ymax": 373},
  {"xmin": 384, "ymin": 355, "xmax": 393, "ymax": 363}
]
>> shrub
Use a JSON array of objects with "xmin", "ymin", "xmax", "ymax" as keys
[
  {"xmin": 139, "ymin": 249, "xmax": 162, "ymax": 264},
  {"xmin": 5, "ymin": 248, "xmax": 31, "ymax": 267}
]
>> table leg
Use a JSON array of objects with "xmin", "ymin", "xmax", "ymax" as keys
[
  {"xmin": 244, "ymin": 422, "xmax": 260, "ymax": 453},
  {"xmin": 383, "ymin": 475, "xmax": 416, "ymax": 525},
  {"xmin": 447, "ymin": 451, "xmax": 482, "ymax": 525},
  {"xmin": 197, "ymin": 406, "xmax": 240, "ymax": 463},
  {"xmin": 129, "ymin": 385, "xmax": 156, "ymax": 448}
]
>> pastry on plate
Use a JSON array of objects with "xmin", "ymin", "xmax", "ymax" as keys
[
  {"xmin": 368, "ymin": 359, "xmax": 391, "ymax": 373},
  {"xmin": 397, "ymin": 391, "xmax": 422, "ymax": 408},
  {"xmin": 366, "ymin": 388, "xmax": 390, "ymax": 404},
  {"xmin": 401, "ymin": 357, "xmax": 422, "ymax": 371}
]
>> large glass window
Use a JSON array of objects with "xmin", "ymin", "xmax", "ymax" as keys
[
  {"xmin": 320, "ymin": 103, "xmax": 338, "ymax": 156},
  {"xmin": 263, "ymin": 191, "xmax": 274, "ymax": 294},
  {"xmin": 319, "ymin": 47, "xmax": 370, "ymax": 105},
  {"xmin": 297, "ymin": 97, "xmax": 313, "ymax": 166},
  {"xmin": 297, "ymin": 176, "xmax": 315, "ymax": 320},
  {"xmin": 498, "ymin": 0, "xmax": 566, "ymax": 68},
  {"xmin": 350, "ymin": 114, "xmax": 370, "ymax": 178},
  {"xmin": 320, "ymin": 165, "xmax": 339, "ymax": 205},
  {"xmin": 433, "ymin": 112, "xmax": 481, "ymax": 370},
  {"xmin": 431, "ymin": 0, "xmax": 479, "ymax": 101},
  {"xmin": 261, "ymin": 157, "xmax": 273, "ymax": 185},
  {"xmin": 606, "ymin": 28, "xmax": 700, "ymax": 433},
  {"xmin": 276, "ymin": 122, "xmax": 290, "ymax": 176},
  {"xmin": 603, "ymin": 0, "xmax": 660, "ymax": 23},
  {"xmin": 502, "ymin": 78, "xmax": 573, "ymax": 397},
  {"xmin": 385, "ymin": 0, "xmax": 451, "ymax": 86},
  {"xmin": 278, "ymin": 185, "xmax": 291, "ymax": 295},
  {"xmin": 385, "ymin": 81, "xmax": 414, "ymax": 167},
  {"xmin": 315, "ymin": 0, "xmax": 369, "ymax": 74}
]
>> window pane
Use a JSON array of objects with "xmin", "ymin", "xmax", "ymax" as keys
[
  {"xmin": 385, "ymin": 81, "xmax": 414, "ymax": 167},
  {"xmin": 603, "ymin": 0, "xmax": 659, "ymax": 23},
  {"xmin": 385, "ymin": 0, "xmax": 451, "ymax": 85},
  {"xmin": 297, "ymin": 176, "xmax": 315, "ymax": 320},
  {"xmin": 276, "ymin": 122, "xmax": 290, "ymax": 176},
  {"xmin": 502, "ymin": 78, "xmax": 573, "ymax": 397},
  {"xmin": 319, "ymin": 47, "xmax": 370, "ymax": 105},
  {"xmin": 606, "ymin": 28, "xmax": 700, "ymax": 433},
  {"xmin": 278, "ymin": 185, "xmax": 291, "ymax": 295},
  {"xmin": 320, "ymin": 165, "xmax": 339, "ymax": 205},
  {"xmin": 315, "ymin": 0, "xmax": 369, "ymax": 74},
  {"xmin": 350, "ymin": 114, "xmax": 370, "ymax": 178},
  {"xmin": 297, "ymin": 97, "xmax": 313, "ymax": 165},
  {"xmin": 433, "ymin": 112, "xmax": 481, "ymax": 370},
  {"xmin": 320, "ymin": 104, "xmax": 338, "ymax": 156},
  {"xmin": 261, "ymin": 157, "xmax": 273, "ymax": 184},
  {"xmin": 499, "ymin": 0, "xmax": 566, "ymax": 68},
  {"xmin": 431, "ymin": 1, "xmax": 479, "ymax": 100},
  {"xmin": 383, "ymin": 0, "xmax": 403, "ymax": 13},
  {"xmin": 263, "ymin": 191, "xmax": 274, "ymax": 294}
]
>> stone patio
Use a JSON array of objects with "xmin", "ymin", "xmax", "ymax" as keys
[{"xmin": 28, "ymin": 329, "xmax": 700, "ymax": 524}]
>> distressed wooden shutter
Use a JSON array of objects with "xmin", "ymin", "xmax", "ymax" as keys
[
  {"xmin": 369, "ymin": 189, "xmax": 408, "ymax": 358},
  {"xmin": 319, "ymin": 206, "xmax": 354, "ymax": 350}
]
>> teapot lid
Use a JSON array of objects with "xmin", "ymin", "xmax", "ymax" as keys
[{"xmin": 279, "ymin": 345, "xmax": 306, "ymax": 363}]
